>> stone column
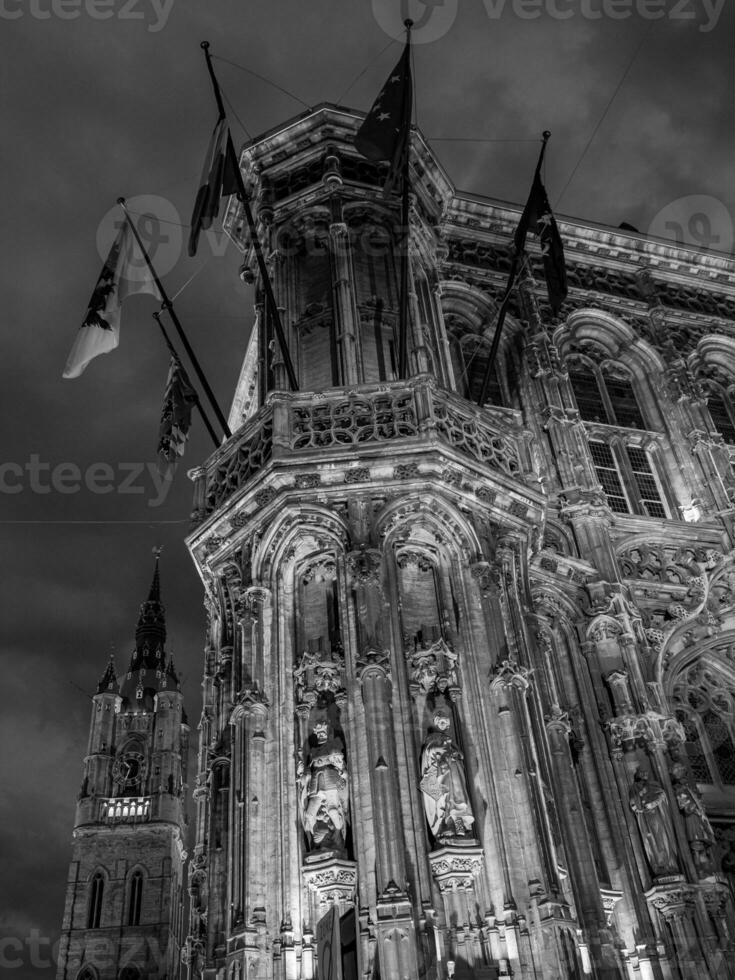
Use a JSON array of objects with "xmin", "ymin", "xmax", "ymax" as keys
[
  {"xmin": 328, "ymin": 219, "xmax": 359, "ymax": 386},
  {"xmin": 348, "ymin": 545, "xmax": 420, "ymax": 979}
]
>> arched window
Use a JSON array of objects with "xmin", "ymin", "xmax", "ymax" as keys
[
  {"xmin": 87, "ymin": 872, "xmax": 104, "ymax": 929},
  {"xmin": 587, "ymin": 439, "xmax": 668, "ymax": 518},
  {"xmin": 672, "ymin": 661, "xmax": 735, "ymax": 787},
  {"xmin": 119, "ymin": 968, "xmax": 140, "ymax": 980},
  {"xmin": 704, "ymin": 383, "xmax": 735, "ymax": 445},
  {"xmin": 127, "ymin": 871, "xmax": 143, "ymax": 926},
  {"xmin": 568, "ymin": 356, "xmax": 644, "ymax": 428},
  {"xmin": 447, "ymin": 324, "xmax": 503, "ymax": 405}
]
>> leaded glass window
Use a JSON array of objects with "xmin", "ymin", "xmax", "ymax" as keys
[
  {"xmin": 706, "ymin": 389, "xmax": 735, "ymax": 445},
  {"xmin": 588, "ymin": 439, "xmax": 668, "ymax": 518},
  {"xmin": 672, "ymin": 662, "xmax": 735, "ymax": 789}
]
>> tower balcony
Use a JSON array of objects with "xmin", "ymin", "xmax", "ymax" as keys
[
  {"xmin": 100, "ymin": 796, "xmax": 151, "ymax": 823},
  {"xmin": 190, "ymin": 376, "xmax": 542, "ymax": 533}
]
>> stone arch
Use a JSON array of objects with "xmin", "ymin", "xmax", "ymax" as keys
[
  {"xmin": 253, "ymin": 504, "xmax": 350, "ymax": 585},
  {"xmin": 689, "ymin": 335, "xmax": 735, "ymax": 444},
  {"xmin": 439, "ymin": 280, "xmax": 522, "ymax": 405},
  {"xmin": 664, "ymin": 641, "xmax": 735, "ymax": 788}
]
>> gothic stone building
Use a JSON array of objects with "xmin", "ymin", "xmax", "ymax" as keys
[
  {"xmin": 63, "ymin": 104, "xmax": 735, "ymax": 980},
  {"xmin": 56, "ymin": 561, "xmax": 189, "ymax": 980}
]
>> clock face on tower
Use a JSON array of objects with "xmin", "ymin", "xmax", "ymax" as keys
[{"xmin": 112, "ymin": 749, "xmax": 147, "ymax": 795}]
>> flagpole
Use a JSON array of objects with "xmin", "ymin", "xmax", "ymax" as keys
[
  {"xmin": 152, "ymin": 312, "xmax": 220, "ymax": 449},
  {"xmin": 200, "ymin": 42, "xmax": 299, "ymax": 393},
  {"xmin": 398, "ymin": 19, "xmax": 413, "ymax": 381},
  {"xmin": 117, "ymin": 198, "xmax": 232, "ymax": 439},
  {"xmin": 477, "ymin": 131, "xmax": 550, "ymax": 407}
]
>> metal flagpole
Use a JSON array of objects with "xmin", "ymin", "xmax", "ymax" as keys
[
  {"xmin": 397, "ymin": 19, "xmax": 413, "ymax": 381},
  {"xmin": 477, "ymin": 132, "xmax": 550, "ymax": 407},
  {"xmin": 117, "ymin": 198, "xmax": 232, "ymax": 439},
  {"xmin": 200, "ymin": 42, "xmax": 299, "ymax": 393},
  {"xmin": 152, "ymin": 312, "xmax": 220, "ymax": 449}
]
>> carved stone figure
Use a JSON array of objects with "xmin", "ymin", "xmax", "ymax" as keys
[
  {"xmin": 628, "ymin": 767, "xmax": 678, "ymax": 876},
  {"xmin": 670, "ymin": 762, "xmax": 715, "ymax": 873},
  {"xmin": 420, "ymin": 706, "xmax": 475, "ymax": 842},
  {"xmin": 297, "ymin": 717, "xmax": 349, "ymax": 854}
]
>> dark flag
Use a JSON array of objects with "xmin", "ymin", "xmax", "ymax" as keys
[
  {"xmin": 354, "ymin": 40, "xmax": 412, "ymax": 194},
  {"xmin": 514, "ymin": 168, "xmax": 567, "ymax": 314},
  {"xmin": 157, "ymin": 355, "xmax": 198, "ymax": 471},
  {"xmin": 188, "ymin": 117, "xmax": 243, "ymax": 257}
]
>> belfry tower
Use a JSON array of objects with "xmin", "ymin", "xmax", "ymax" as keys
[
  {"xmin": 56, "ymin": 558, "xmax": 189, "ymax": 980},
  {"xmin": 184, "ymin": 105, "xmax": 735, "ymax": 980}
]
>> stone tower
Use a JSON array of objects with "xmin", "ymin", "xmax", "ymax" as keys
[
  {"xmin": 56, "ymin": 557, "xmax": 189, "ymax": 980},
  {"xmin": 183, "ymin": 105, "xmax": 735, "ymax": 979}
]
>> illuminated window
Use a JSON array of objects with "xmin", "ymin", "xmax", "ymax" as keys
[
  {"xmin": 87, "ymin": 873, "xmax": 104, "ymax": 929},
  {"xmin": 127, "ymin": 871, "xmax": 143, "ymax": 926},
  {"xmin": 588, "ymin": 440, "xmax": 667, "ymax": 518}
]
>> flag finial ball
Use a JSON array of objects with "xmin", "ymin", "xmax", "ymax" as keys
[
  {"xmin": 543, "ymin": 130, "xmax": 551, "ymax": 140},
  {"xmin": 117, "ymin": 197, "xmax": 126, "ymax": 206},
  {"xmin": 404, "ymin": 18, "xmax": 413, "ymax": 29},
  {"xmin": 201, "ymin": 41, "xmax": 210, "ymax": 50}
]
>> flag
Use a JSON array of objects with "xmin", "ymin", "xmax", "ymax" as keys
[
  {"xmin": 188, "ymin": 118, "xmax": 241, "ymax": 257},
  {"xmin": 514, "ymin": 168, "xmax": 567, "ymax": 314},
  {"xmin": 354, "ymin": 41, "xmax": 412, "ymax": 194},
  {"xmin": 157, "ymin": 355, "xmax": 197, "ymax": 470},
  {"xmin": 63, "ymin": 223, "xmax": 161, "ymax": 379}
]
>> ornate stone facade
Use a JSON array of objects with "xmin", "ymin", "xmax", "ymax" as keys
[{"xmin": 62, "ymin": 104, "xmax": 735, "ymax": 979}]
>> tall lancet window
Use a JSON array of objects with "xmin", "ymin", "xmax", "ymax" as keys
[
  {"xmin": 87, "ymin": 872, "xmax": 104, "ymax": 929},
  {"xmin": 396, "ymin": 547, "xmax": 443, "ymax": 651},
  {"xmin": 350, "ymin": 217, "xmax": 399, "ymax": 383},
  {"xmin": 291, "ymin": 227, "xmax": 337, "ymax": 391},
  {"xmin": 297, "ymin": 556, "xmax": 341, "ymax": 654}
]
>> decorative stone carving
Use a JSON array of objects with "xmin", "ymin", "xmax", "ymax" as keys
[
  {"xmin": 628, "ymin": 767, "xmax": 679, "ymax": 877},
  {"xmin": 470, "ymin": 561, "xmax": 500, "ymax": 598},
  {"xmin": 344, "ymin": 466, "xmax": 370, "ymax": 484},
  {"xmin": 420, "ymin": 704, "xmax": 475, "ymax": 842},
  {"xmin": 428, "ymin": 844, "xmax": 484, "ymax": 892},
  {"xmin": 301, "ymin": 857, "xmax": 357, "ymax": 910},
  {"xmin": 297, "ymin": 716, "xmax": 350, "ymax": 855},
  {"xmin": 607, "ymin": 713, "xmax": 684, "ymax": 757},
  {"xmin": 346, "ymin": 547, "xmax": 382, "ymax": 586},
  {"xmin": 294, "ymin": 648, "xmax": 346, "ymax": 708},
  {"xmin": 490, "ymin": 659, "xmax": 533, "ymax": 692},
  {"xmin": 355, "ymin": 647, "xmax": 392, "ymax": 681},
  {"xmin": 670, "ymin": 762, "xmax": 715, "ymax": 874},
  {"xmin": 406, "ymin": 637, "xmax": 459, "ymax": 696}
]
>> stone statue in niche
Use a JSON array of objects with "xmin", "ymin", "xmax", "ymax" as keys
[
  {"xmin": 297, "ymin": 715, "xmax": 350, "ymax": 855},
  {"xmin": 420, "ymin": 704, "xmax": 475, "ymax": 842},
  {"xmin": 670, "ymin": 762, "xmax": 715, "ymax": 874},
  {"xmin": 628, "ymin": 767, "xmax": 679, "ymax": 876}
]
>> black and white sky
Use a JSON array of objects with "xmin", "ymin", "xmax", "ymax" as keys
[{"xmin": 2, "ymin": 0, "xmax": 734, "ymax": 974}]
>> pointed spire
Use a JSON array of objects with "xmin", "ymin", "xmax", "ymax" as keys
[
  {"xmin": 96, "ymin": 654, "xmax": 119, "ymax": 694},
  {"xmin": 135, "ymin": 548, "xmax": 166, "ymax": 653}
]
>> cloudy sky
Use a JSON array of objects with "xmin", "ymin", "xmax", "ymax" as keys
[{"xmin": 2, "ymin": 0, "xmax": 734, "ymax": 974}]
